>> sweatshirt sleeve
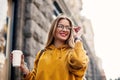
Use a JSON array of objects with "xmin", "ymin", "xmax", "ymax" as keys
[
  {"xmin": 24, "ymin": 51, "xmax": 41, "ymax": 80},
  {"xmin": 68, "ymin": 41, "xmax": 89, "ymax": 78}
]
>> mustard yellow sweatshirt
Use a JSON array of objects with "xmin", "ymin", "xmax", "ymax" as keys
[{"xmin": 24, "ymin": 41, "xmax": 89, "ymax": 80}]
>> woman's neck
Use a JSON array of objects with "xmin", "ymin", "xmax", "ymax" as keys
[{"xmin": 53, "ymin": 40, "xmax": 65, "ymax": 48}]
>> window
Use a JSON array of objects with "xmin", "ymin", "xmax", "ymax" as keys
[{"xmin": 53, "ymin": 1, "xmax": 63, "ymax": 16}]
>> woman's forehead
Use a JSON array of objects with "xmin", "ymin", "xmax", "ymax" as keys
[{"xmin": 58, "ymin": 18, "xmax": 71, "ymax": 24}]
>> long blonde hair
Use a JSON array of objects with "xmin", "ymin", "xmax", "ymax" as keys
[{"xmin": 45, "ymin": 14, "xmax": 75, "ymax": 48}]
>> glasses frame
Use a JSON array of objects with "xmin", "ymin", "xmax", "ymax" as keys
[{"xmin": 57, "ymin": 24, "xmax": 71, "ymax": 31}]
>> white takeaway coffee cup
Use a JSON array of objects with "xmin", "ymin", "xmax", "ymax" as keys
[{"xmin": 12, "ymin": 50, "xmax": 23, "ymax": 67}]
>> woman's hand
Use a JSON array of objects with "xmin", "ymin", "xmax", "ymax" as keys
[
  {"xmin": 20, "ymin": 55, "xmax": 30, "ymax": 77},
  {"xmin": 73, "ymin": 26, "xmax": 81, "ymax": 38},
  {"xmin": 74, "ymin": 26, "xmax": 81, "ymax": 33},
  {"xmin": 73, "ymin": 26, "xmax": 81, "ymax": 39},
  {"xmin": 10, "ymin": 51, "xmax": 29, "ymax": 76},
  {"xmin": 20, "ymin": 54, "xmax": 25, "ymax": 68}
]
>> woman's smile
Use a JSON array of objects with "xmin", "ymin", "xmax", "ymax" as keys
[{"xmin": 59, "ymin": 32, "xmax": 68, "ymax": 37}]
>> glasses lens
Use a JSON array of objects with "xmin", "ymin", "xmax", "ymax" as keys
[{"xmin": 57, "ymin": 24, "xmax": 71, "ymax": 31}]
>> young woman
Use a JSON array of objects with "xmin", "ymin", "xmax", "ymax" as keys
[{"xmin": 20, "ymin": 14, "xmax": 89, "ymax": 80}]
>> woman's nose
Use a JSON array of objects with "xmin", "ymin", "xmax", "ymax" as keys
[{"xmin": 62, "ymin": 27, "xmax": 67, "ymax": 31}]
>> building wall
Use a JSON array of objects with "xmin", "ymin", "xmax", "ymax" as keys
[
  {"xmin": 23, "ymin": 0, "xmax": 54, "ymax": 70},
  {"xmin": 81, "ymin": 16, "xmax": 106, "ymax": 80}
]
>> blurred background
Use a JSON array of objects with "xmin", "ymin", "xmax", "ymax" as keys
[{"xmin": 0, "ymin": 0, "xmax": 119, "ymax": 80}]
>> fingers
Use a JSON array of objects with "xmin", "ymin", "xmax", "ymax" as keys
[
  {"xmin": 21, "ymin": 54, "xmax": 25, "ymax": 64},
  {"xmin": 73, "ymin": 26, "xmax": 81, "ymax": 38},
  {"xmin": 21, "ymin": 54, "xmax": 24, "ymax": 60},
  {"xmin": 10, "ymin": 53, "xmax": 13, "ymax": 64},
  {"xmin": 74, "ymin": 26, "xmax": 81, "ymax": 33}
]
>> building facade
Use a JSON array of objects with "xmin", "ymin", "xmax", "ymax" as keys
[{"xmin": 0, "ymin": 0, "xmax": 106, "ymax": 80}]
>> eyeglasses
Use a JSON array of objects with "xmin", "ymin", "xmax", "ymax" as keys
[{"xmin": 57, "ymin": 24, "xmax": 71, "ymax": 31}]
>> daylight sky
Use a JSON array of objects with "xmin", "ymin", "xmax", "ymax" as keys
[
  {"xmin": 81, "ymin": 0, "xmax": 120, "ymax": 79},
  {"xmin": 0, "ymin": 0, "xmax": 7, "ymax": 30}
]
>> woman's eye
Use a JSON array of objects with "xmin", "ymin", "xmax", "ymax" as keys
[{"xmin": 58, "ymin": 24, "xmax": 63, "ymax": 28}]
